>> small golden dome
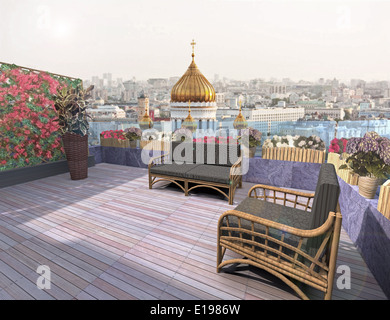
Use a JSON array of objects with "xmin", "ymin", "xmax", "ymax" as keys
[
  {"xmin": 171, "ymin": 40, "xmax": 215, "ymax": 103},
  {"xmin": 139, "ymin": 107, "xmax": 154, "ymax": 130},
  {"xmin": 233, "ymin": 101, "xmax": 248, "ymax": 130},
  {"xmin": 181, "ymin": 101, "xmax": 197, "ymax": 132}
]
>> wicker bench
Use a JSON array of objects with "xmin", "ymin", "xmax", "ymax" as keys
[
  {"xmin": 148, "ymin": 141, "xmax": 242, "ymax": 205},
  {"xmin": 217, "ymin": 163, "xmax": 342, "ymax": 299}
]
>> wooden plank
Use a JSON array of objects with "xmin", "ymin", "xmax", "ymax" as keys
[{"xmin": 0, "ymin": 163, "xmax": 386, "ymax": 300}]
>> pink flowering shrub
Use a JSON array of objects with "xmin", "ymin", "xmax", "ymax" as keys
[
  {"xmin": 329, "ymin": 137, "xmax": 348, "ymax": 155},
  {"xmin": 0, "ymin": 65, "xmax": 74, "ymax": 171},
  {"xmin": 100, "ymin": 130, "xmax": 127, "ymax": 140},
  {"xmin": 193, "ymin": 136, "xmax": 238, "ymax": 144}
]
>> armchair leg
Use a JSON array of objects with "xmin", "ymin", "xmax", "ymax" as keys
[{"xmin": 216, "ymin": 244, "xmax": 226, "ymax": 273}]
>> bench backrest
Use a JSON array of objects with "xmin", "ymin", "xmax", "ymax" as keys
[
  {"xmin": 171, "ymin": 141, "xmax": 241, "ymax": 166},
  {"xmin": 310, "ymin": 163, "xmax": 340, "ymax": 230}
]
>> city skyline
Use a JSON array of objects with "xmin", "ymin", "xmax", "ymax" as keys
[{"xmin": 1, "ymin": 0, "xmax": 390, "ymax": 82}]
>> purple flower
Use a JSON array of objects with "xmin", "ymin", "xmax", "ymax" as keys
[
  {"xmin": 346, "ymin": 137, "xmax": 362, "ymax": 154},
  {"xmin": 378, "ymin": 137, "xmax": 390, "ymax": 166}
]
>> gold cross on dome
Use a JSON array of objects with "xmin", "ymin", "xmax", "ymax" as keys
[{"xmin": 190, "ymin": 39, "xmax": 196, "ymax": 56}]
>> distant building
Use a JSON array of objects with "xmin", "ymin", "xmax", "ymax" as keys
[
  {"xmin": 306, "ymin": 108, "xmax": 345, "ymax": 120},
  {"xmin": 137, "ymin": 92, "xmax": 150, "ymax": 122},
  {"xmin": 170, "ymin": 41, "xmax": 217, "ymax": 131},
  {"xmin": 360, "ymin": 101, "xmax": 373, "ymax": 110},
  {"xmin": 242, "ymin": 107, "xmax": 305, "ymax": 133},
  {"xmin": 87, "ymin": 105, "xmax": 126, "ymax": 119}
]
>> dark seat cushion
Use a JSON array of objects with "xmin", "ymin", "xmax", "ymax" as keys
[
  {"xmin": 235, "ymin": 197, "xmax": 312, "ymax": 230},
  {"xmin": 150, "ymin": 163, "xmax": 200, "ymax": 178},
  {"xmin": 185, "ymin": 164, "xmax": 231, "ymax": 185},
  {"xmin": 222, "ymin": 197, "xmax": 315, "ymax": 262}
]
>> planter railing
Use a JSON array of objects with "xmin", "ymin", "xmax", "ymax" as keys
[
  {"xmin": 140, "ymin": 140, "xmax": 170, "ymax": 152},
  {"xmin": 262, "ymin": 147, "xmax": 325, "ymax": 163},
  {"xmin": 100, "ymin": 137, "xmax": 131, "ymax": 148},
  {"xmin": 378, "ymin": 180, "xmax": 390, "ymax": 219},
  {"xmin": 327, "ymin": 152, "xmax": 359, "ymax": 185}
]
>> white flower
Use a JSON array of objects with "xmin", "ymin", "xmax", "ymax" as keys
[{"xmin": 298, "ymin": 141, "xmax": 305, "ymax": 147}]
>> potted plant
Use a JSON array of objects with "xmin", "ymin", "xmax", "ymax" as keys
[
  {"xmin": 124, "ymin": 127, "xmax": 142, "ymax": 148},
  {"xmin": 172, "ymin": 128, "xmax": 193, "ymax": 142},
  {"xmin": 246, "ymin": 128, "xmax": 262, "ymax": 158},
  {"xmin": 339, "ymin": 132, "xmax": 390, "ymax": 198},
  {"xmin": 54, "ymin": 84, "xmax": 93, "ymax": 180}
]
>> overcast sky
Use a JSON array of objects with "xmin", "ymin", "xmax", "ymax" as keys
[{"xmin": 1, "ymin": 0, "xmax": 389, "ymax": 83}]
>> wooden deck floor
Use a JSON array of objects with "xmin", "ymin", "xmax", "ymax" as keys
[{"xmin": 0, "ymin": 163, "xmax": 387, "ymax": 300}]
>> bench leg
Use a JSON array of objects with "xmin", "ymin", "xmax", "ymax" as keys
[
  {"xmin": 184, "ymin": 180, "xmax": 189, "ymax": 196},
  {"xmin": 228, "ymin": 186, "xmax": 233, "ymax": 205}
]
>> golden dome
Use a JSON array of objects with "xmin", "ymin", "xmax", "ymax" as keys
[
  {"xmin": 233, "ymin": 101, "xmax": 248, "ymax": 130},
  {"xmin": 181, "ymin": 101, "xmax": 197, "ymax": 131},
  {"xmin": 171, "ymin": 40, "xmax": 215, "ymax": 103},
  {"xmin": 139, "ymin": 107, "xmax": 154, "ymax": 130}
]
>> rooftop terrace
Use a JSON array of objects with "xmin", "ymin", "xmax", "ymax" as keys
[{"xmin": 0, "ymin": 163, "xmax": 386, "ymax": 300}]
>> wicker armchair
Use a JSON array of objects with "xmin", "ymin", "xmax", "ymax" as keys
[{"xmin": 217, "ymin": 163, "xmax": 342, "ymax": 300}]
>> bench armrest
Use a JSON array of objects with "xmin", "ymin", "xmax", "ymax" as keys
[
  {"xmin": 148, "ymin": 152, "xmax": 170, "ymax": 168},
  {"xmin": 229, "ymin": 156, "xmax": 242, "ymax": 181}
]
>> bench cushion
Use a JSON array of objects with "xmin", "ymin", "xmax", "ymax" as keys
[
  {"xmin": 185, "ymin": 164, "xmax": 232, "ymax": 185},
  {"xmin": 150, "ymin": 163, "xmax": 200, "ymax": 178}
]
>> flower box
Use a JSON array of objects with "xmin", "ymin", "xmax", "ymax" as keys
[
  {"xmin": 140, "ymin": 140, "xmax": 170, "ymax": 152},
  {"xmin": 262, "ymin": 147, "xmax": 326, "ymax": 164},
  {"xmin": 378, "ymin": 180, "xmax": 390, "ymax": 219},
  {"xmin": 0, "ymin": 157, "xmax": 95, "ymax": 188},
  {"xmin": 328, "ymin": 152, "xmax": 359, "ymax": 185},
  {"xmin": 100, "ymin": 137, "xmax": 130, "ymax": 148}
]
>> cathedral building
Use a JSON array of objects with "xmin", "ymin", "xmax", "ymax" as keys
[{"xmin": 170, "ymin": 40, "xmax": 218, "ymax": 131}]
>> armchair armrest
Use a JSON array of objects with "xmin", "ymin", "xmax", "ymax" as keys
[
  {"xmin": 217, "ymin": 209, "xmax": 341, "ymax": 277},
  {"xmin": 218, "ymin": 209, "xmax": 336, "ymax": 239},
  {"xmin": 248, "ymin": 184, "xmax": 315, "ymax": 211}
]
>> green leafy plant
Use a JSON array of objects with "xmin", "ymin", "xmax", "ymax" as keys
[
  {"xmin": 248, "ymin": 127, "xmax": 262, "ymax": 148},
  {"xmin": 124, "ymin": 127, "xmax": 142, "ymax": 141},
  {"xmin": 54, "ymin": 84, "xmax": 94, "ymax": 136}
]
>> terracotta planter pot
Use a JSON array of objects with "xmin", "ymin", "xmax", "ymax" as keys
[
  {"xmin": 358, "ymin": 176, "xmax": 382, "ymax": 199},
  {"xmin": 249, "ymin": 147, "xmax": 256, "ymax": 158},
  {"xmin": 129, "ymin": 140, "xmax": 137, "ymax": 148},
  {"xmin": 348, "ymin": 172, "xmax": 359, "ymax": 185}
]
